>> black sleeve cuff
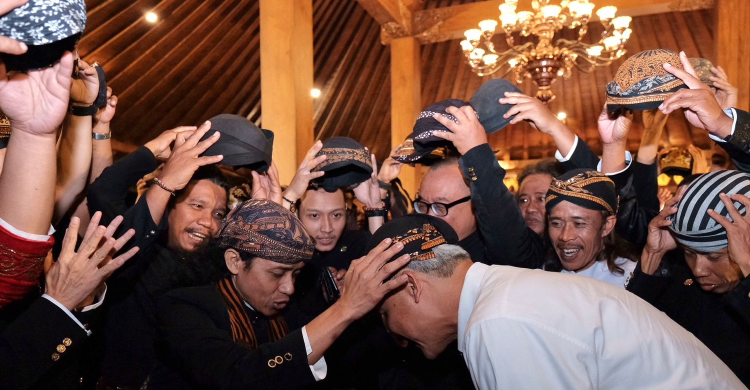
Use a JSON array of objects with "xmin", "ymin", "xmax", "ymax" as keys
[
  {"xmin": 626, "ymin": 261, "xmax": 672, "ymax": 303},
  {"xmin": 726, "ymin": 276, "xmax": 750, "ymax": 327}
]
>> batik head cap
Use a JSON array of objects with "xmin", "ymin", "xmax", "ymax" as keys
[
  {"xmin": 658, "ymin": 147, "xmax": 693, "ymax": 176},
  {"xmin": 216, "ymin": 199, "xmax": 315, "ymax": 264},
  {"xmin": 400, "ymin": 99, "xmax": 472, "ymax": 164},
  {"xmin": 0, "ymin": 0, "xmax": 87, "ymax": 71},
  {"xmin": 469, "ymin": 78, "xmax": 522, "ymax": 133},
  {"xmin": 311, "ymin": 137, "xmax": 372, "ymax": 191},
  {"xmin": 392, "ymin": 137, "xmax": 448, "ymax": 165},
  {"xmin": 546, "ymin": 169, "xmax": 618, "ymax": 215},
  {"xmin": 668, "ymin": 170, "xmax": 750, "ymax": 253},
  {"xmin": 365, "ymin": 214, "xmax": 459, "ymax": 263},
  {"xmin": 605, "ymin": 49, "xmax": 687, "ymax": 113},
  {"xmin": 688, "ymin": 57, "xmax": 715, "ymax": 87},
  {"xmin": 200, "ymin": 114, "xmax": 274, "ymax": 172},
  {"xmin": 0, "ymin": 112, "xmax": 10, "ymax": 150}
]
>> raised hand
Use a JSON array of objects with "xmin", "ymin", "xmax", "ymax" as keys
[
  {"xmin": 499, "ymin": 92, "xmax": 561, "ymax": 134},
  {"xmin": 597, "ymin": 104, "xmax": 632, "ymax": 145},
  {"xmin": 353, "ymin": 152, "xmax": 382, "ymax": 209},
  {"xmin": 45, "ymin": 212, "xmax": 139, "ymax": 311},
  {"xmin": 336, "ymin": 238, "xmax": 410, "ymax": 319},
  {"xmin": 156, "ymin": 121, "xmax": 223, "ymax": 191},
  {"xmin": 708, "ymin": 193, "xmax": 750, "ymax": 277},
  {"xmin": 432, "ymin": 105, "xmax": 488, "ymax": 155},
  {"xmin": 283, "ymin": 141, "xmax": 326, "ymax": 203},
  {"xmin": 641, "ymin": 196, "xmax": 680, "ymax": 275},
  {"xmin": 251, "ymin": 162, "xmax": 282, "ymax": 204},
  {"xmin": 660, "ymin": 51, "xmax": 733, "ymax": 139},
  {"xmin": 378, "ymin": 144, "xmax": 404, "ymax": 184},
  {"xmin": 709, "ymin": 66, "xmax": 738, "ymax": 110},
  {"xmin": 0, "ymin": 52, "xmax": 74, "ymax": 136},
  {"xmin": 70, "ymin": 60, "xmax": 99, "ymax": 106},
  {"xmin": 144, "ymin": 126, "xmax": 198, "ymax": 161},
  {"xmin": 95, "ymin": 87, "xmax": 118, "ymax": 124}
]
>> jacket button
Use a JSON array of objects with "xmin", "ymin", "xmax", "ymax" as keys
[
  {"xmin": 63, "ymin": 338, "xmax": 72, "ymax": 347},
  {"xmin": 51, "ymin": 353, "xmax": 60, "ymax": 361},
  {"xmin": 284, "ymin": 353, "xmax": 293, "ymax": 361},
  {"xmin": 684, "ymin": 279, "xmax": 693, "ymax": 286},
  {"xmin": 275, "ymin": 356, "xmax": 283, "ymax": 365},
  {"xmin": 268, "ymin": 359, "xmax": 276, "ymax": 368},
  {"xmin": 56, "ymin": 344, "xmax": 66, "ymax": 353}
]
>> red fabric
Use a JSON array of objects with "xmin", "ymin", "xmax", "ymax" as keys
[{"xmin": 0, "ymin": 223, "xmax": 53, "ymax": 307}]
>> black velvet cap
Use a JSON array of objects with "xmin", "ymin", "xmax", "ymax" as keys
[
  {"xmin": 365, "ymin": 214, "xmax": 459, "ymax": 263},
  {"xmin": 469, "ymin": 78, "xmax": 521, "ymax": 133},
  {"xmin": 312, "ymin": 136, "xmax": 372, "ymax": 190},
  {"xmin": 393, "ymin": 99, "xmax": 470, "ymax": 164},
  {"xmin": 0, "ymin": 0, "xmax": 87, "ymax": 72},
  {"xmin": 200, "ymin": 114, "xmax": 274, "ymax": 172},
  {"xmin": 546, "ymin": 169, "xmax": 618, "ymax": 216}
]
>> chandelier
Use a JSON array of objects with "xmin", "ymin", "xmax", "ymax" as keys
[{"xmin": 460, "ymin": 0, "xmax": 633, "ymax": 103}]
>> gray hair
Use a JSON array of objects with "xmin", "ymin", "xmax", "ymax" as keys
[{"xmin": 405, "ymin": 244, "xmax": 470, "ymax": 277}]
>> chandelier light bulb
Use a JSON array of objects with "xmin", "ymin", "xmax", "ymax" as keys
[
  {"xmin": 499, "ymin": 2, "xmax": 517, "ymax": 15},
  {"xmin": 479, "ymin": 19, "xmax": 498, "ymax": 33},
  {"xmin": 567, "ymin": 1, "xmax": 581, "ymax": 16},
  {"xmin": 483, "ymin": 54, "xmax": 499, "ymax": 65},
  {"xmin": 586, "ymin": 45, "xmax": 604, "ymax": 56},
  {"xmin": 500, "ymin": 13, "xmax": 518, "ymax": 27},
  {"xmin": 145, "ymin": 12, "xmax": 158, "ymax": 23},
  {"xmin": 596, "ymin": 6, "xmax": 617, "ymax": 20},
  {"xmin": 508, "ymin": 58, "xmax": 518, "ymax": 68},
  {"xmin": 310, "ymin": 88, "xmax": 321, "ymax": 98},
  {"xmin": 557, "ymin": 112, "xmax": 567, "ymax": 121},
  {"xmin": 578, "ymin": 3, "xmax": 595, "ymax": 17},
  {"xmin": 464, "ymin": 29, "xmax": 482, "ymax": 41},
  {"xmin": 470, "ymin": 48, "xmax": 486, "ymax": 61},
  {"xmin": 460, "ymin": 39, "xmax": 474, "ymax": 52},
  {"xmin": 603, "ymin": 36, "xmax": 621, "ymax": 50},
  {"xmin": 516, "ymin": 11, "xmax": 534, "ymax": 23},
  {"xmin": 621, "ymin": 28, "xmax": 632, "ymax": 40},
  {"xmin": 612, "ymin": 16, "xmax": 631, "ymax": 30},
  {"xmin": 505, "ymin": 0, "xmax": 518, "ymax": 5},
  {"xmin": 541, "ymin": 5, "xmax": 562, "ymax": 18}
]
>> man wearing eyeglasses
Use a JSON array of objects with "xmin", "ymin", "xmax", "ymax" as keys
[{"xmin": 423, "ymin": 105, "xmax": 545, "ymax": 268}]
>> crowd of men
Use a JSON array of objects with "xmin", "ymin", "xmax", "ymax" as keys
[{"xmin": 0, "ymin": 1, "xmax": 749, "ymax": 389}]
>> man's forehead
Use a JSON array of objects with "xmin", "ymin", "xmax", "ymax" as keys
[
  {"xmin": 255, "ymin": 256, "xmax": 306, "ymax": 270},
  {"xmin": 549, "ymin": 201, "xmax": 601, "ymax": 219}
]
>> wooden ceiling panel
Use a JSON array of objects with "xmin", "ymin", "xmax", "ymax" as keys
[{"xmin": 78, "ymin": 0, "xmax": 716, "ymax": 162}]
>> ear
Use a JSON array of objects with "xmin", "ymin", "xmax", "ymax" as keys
[
  {"xmin": 224, "ymin": 249, "xmax": 242, "ymax": 275},
  {"xmin": 404, "ymin": 271, "xmax": 422, "ymax": 304},
  {"xmin": 601, "ymin": 214, "xmax": 616, "ymax": 237}
]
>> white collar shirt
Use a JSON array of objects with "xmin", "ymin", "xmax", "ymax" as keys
[{"xmin": 457, "ymin": 263, "xmax": 745, "ymax": 390}]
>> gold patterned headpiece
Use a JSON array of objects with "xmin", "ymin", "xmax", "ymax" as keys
[
  {"xmin": 0, "ymin": 112, "xmax": 10, "ymax": 139},
  {"xmin": 546, "ymin": 170, "xmax": 618, "ymax": 215},
  {"xmin": 606, "ymin": 49, "xmax": 687, "ymax": 112}
]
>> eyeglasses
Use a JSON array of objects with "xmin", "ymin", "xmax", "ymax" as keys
[{"xmin": 413, "ymin": 195, "xmax": 471, "ymax": 217}]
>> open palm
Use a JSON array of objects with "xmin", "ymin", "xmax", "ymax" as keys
[{"xmin": 0, "ymin": 53, "xmax": 74, "ymax": 136}]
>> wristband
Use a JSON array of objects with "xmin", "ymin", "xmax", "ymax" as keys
[
  {"xmin": 282, "ymin": 196, "xmax": 297, "ymax": 212},
  {"xmin": 365, "ymin": 209, "xmax": 388, "ymax": 218},
  {"xmin": 153, "ymin": 178, "xmax": 176, "ymax": 197},
  {"xmin": 92, "ymin": 132, "xmax": 111, "ymax": 140},
  {"xmin": 378, "ymin": 180, "xmax": 392, "ymax": 191},
  {"xmin": 70, "ymin": 104, "xmax": 98, "ymax": 117}
]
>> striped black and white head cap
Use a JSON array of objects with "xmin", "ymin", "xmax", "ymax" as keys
[{"xmin": 668, "ymin": 170, "xmax": 750, "ymax": 252}]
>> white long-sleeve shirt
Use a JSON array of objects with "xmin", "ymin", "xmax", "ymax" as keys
[{"xmin": 457, "ymin": 263, "xmax": 746, "ymax": 390}]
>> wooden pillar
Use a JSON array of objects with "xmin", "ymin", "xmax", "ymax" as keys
[
  {"xmin": 390, "ymin": 37, "xmax": 421, "ymax": 195},
  {"xmin": 260, "ymin": 0, "xmax": 314, "ymax": 184},
  {"xmin": 715, "ymin": 0, "xmax": 750, "ymax": 111}
]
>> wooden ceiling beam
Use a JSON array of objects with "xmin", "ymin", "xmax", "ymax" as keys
[
  {"xmin": 383, "ymin": 0, "xmax": 715, "ymax": 45},
  {"xmin": 355, "ymin": 0, "xmax": 416, "ymax": 41}
]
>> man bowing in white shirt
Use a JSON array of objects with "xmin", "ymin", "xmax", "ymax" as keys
[{"xmin": 370, "ymin": 213, "xmax": 746, "ymax": 390}]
